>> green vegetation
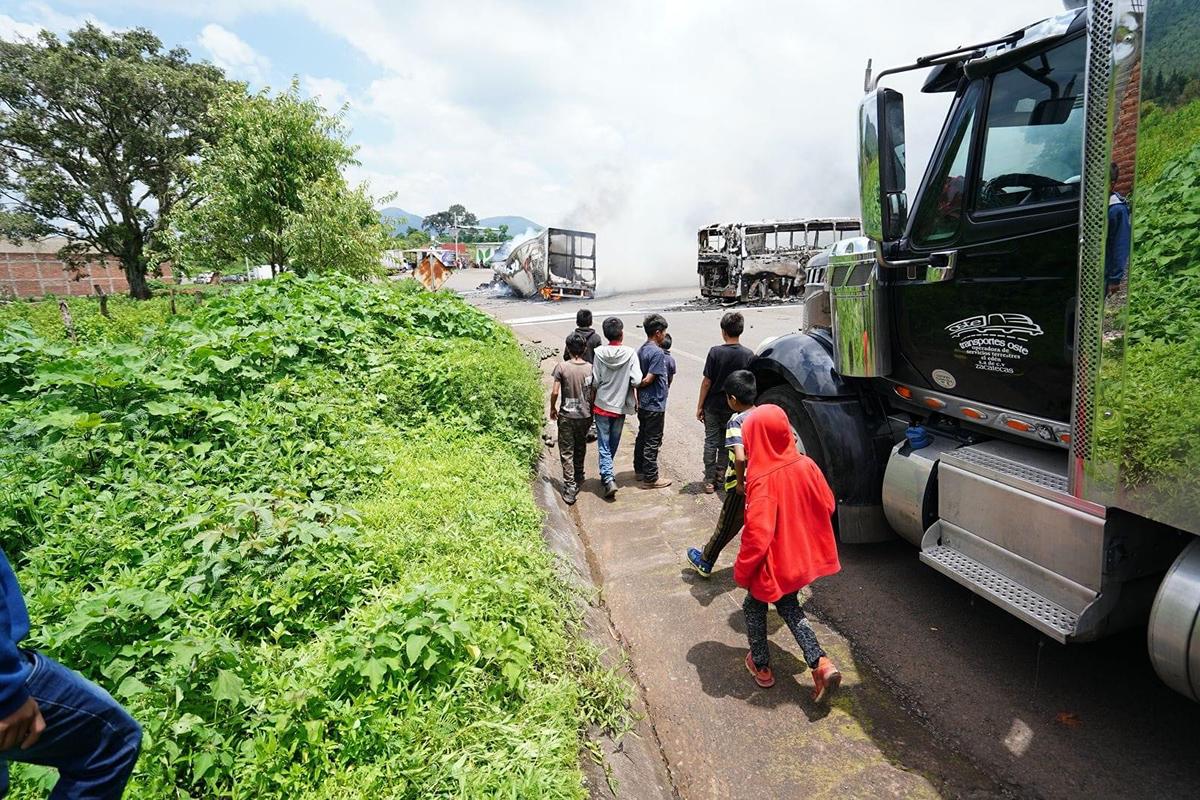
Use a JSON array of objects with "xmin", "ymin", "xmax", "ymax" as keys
[
  {"xmin": 0, "ymin": 277, "xmax": 626, "ymax": 797},
  {"xmin": 162, "ymin": 84, "xmax": 388, "ymax": 280},
  {"xmin": 1095, "ymin": 99, "xmax": 1200, "ymax": 522},
  {"xmin": 1142, "ymin": 0, "xmax": 1200, "ymax": 107}
]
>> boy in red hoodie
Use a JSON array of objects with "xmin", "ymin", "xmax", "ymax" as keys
[{"xmin": 733, "ymin": 404, "xmax": 842, "ymax": 702}]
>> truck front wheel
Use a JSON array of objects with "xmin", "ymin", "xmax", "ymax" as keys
[
  {"xmin": 756, "ymin": 383, "xmax": 893, "ymax": 543},
  {"xmin": 757, "ymin": 384, "xmax": 820, "ymax": 460}
]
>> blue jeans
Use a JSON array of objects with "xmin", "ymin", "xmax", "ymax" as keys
[
  {"xmin": 0, "ymin": 651, "xmax": 141, "ymax": 799},
  {"xmin": 593, "ymin": 414, "xmax": 625, "ymax": 483}
]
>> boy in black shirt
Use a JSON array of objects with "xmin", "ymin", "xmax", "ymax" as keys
[
  {"xmin": 564, "ymin": 308, "xmax": 603, "ymax": 364},
  {"xmin": 695, "ymin": 312, "xmax": 754, "ymax": 493}
]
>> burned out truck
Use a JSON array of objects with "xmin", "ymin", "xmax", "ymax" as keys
[
  {"xmin": 492, "ymin": 227, "xmax": 596, "ymax": 299},
  {"xmin": 750, "ymin": 0, "xmax": 1200, "ymax": 701},
  {"xmin": 697, "ymin": 218, "xmax": 861, "ymax": 301}
]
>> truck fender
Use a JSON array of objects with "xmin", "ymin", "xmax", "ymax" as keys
[{"xmin": 750, "ymin": 330, "xmax": 853, "ymax": 398}]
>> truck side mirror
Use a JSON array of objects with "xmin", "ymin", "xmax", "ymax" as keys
[{"xmin": 858, "ymin": 88, "xmax": 907, "ymax": 241}]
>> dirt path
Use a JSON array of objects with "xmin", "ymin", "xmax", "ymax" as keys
[{"xmin": 545, "ymin": 424, "xmax": 1007, "ymax": 799}]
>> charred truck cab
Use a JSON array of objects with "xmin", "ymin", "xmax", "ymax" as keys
[
  {"xmin": 698, "ymin": 218, "xmax": 861, "ymax": 301},
  {"xmin": 752, "ymin": 0, "xmax": 1200, "ymax": 701}
]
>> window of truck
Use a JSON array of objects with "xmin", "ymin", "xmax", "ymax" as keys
[
  {"xmin": 911, "ymin": 82, "xmax": 982, "ymax": 245},
  {"xmin": 975, "ymin": 36, "xmax": 1086, "ymax": 212}
]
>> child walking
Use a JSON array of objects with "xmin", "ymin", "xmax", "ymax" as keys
[
  {"xmin": 686, "ymin": 369, "xmax": 756, "ymax": 577},
  {"xmin": 633, "ymin": 313, "xmax": 672, "ymax": 489},
  {"xmin": 733, "ymin": 404, "xmax": 842, "ymax": 702},
  {"xmin": 591, "ymin": 317, "xmax": 642, "ymax": 499},
  {"xmin": 696, "ymin": 312, "xmax": 754, "ymax": 493},
  {"xmin": 550, "ymin": 332, "xmax": 593, "ymax": 505}
]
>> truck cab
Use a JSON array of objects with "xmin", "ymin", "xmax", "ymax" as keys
[{"xmin": 751, "ymin": 0, "xmax": 1200, "ymax": 701}]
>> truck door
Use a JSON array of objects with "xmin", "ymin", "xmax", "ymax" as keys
[{"xmin": 890, "ymin": 35, "xmax": 1086, "ymax": 423}]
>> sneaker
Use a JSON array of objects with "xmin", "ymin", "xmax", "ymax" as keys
[
  {"xmin": 745, "ymin": 651, "xmax": 774, "ymax": 688},
  {"xmin": 603, "ymin": 479, "xmax": 618, "ymax": 498},
  {"xmin": 703, "ymin": 482, "xmax": 716, "ymax": 494},
  {"xmin": 563, "ymin": 491, "xmax": 577, "ymax": 506},
  {"xmin": 641, "ymin": 478, "xmax": 673, "ymax": 490},
  {"xmin": 810, "ymin": 656, "xmax": 842, "ymax": 704},
  {"xmin": 687, "ymin": 547, "xmax": 713, "ymax": 578}
]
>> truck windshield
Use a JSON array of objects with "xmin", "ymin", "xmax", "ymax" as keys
[{"xmin": 976, "ymin": 36, "xmax": 1086, "ymax": 210}]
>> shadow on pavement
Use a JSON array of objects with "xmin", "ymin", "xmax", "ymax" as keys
[{"xmin": 680, "ymin": 567, "xmax": 738, "ymax": 608}]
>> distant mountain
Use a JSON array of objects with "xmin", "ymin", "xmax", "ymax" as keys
[
  {"xmin": 478, "ymin": 215, "xmax": 542, "ymax": 234},
  {"xmin": 379, "ymin": 208, "xmax": 542, "ymax": 236},
  {"xmin": 379, "ymin": 207, "xmax": 424, "ymax": 233}
]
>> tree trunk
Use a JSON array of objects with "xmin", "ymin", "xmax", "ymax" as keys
[{"xmin": 125, "ymin": 259, "xmax": 151, "ymax": 300}]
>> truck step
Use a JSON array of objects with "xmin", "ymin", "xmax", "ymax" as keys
[
  {"xmin": 940, "ymin": 439, "xmax": 1069, "ymax": 498},
  {"xmin": 921, "ymin": 544, "xmax": 1079, "ymax": 641}
]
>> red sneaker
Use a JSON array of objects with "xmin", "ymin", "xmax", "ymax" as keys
[
  {"xmin": 810, "ymin": 656, "xmax": 842, "ymax": 703},
  {"xmin": 745, "ymin": 651, "xmax": 774, "ymax": 688}
]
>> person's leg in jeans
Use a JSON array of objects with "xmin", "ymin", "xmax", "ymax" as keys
[
  {"xmin": 0, "ymin": 651, "xmax": 141, "ymax": 800},
  {"xmin": 594, "ymin": 414, "xmax": 625, "ymax": 485},
  {"xmin": 637, "ymin": 410, "xmax": 666, "ymax": 483},
  {"xmin": 743, "ymin": 594, "xmax": 771, "ymax": 669},
  {"xmin": 557, "ymin": 417, "xmax": 578, "ymax": 497},
  {"xmin": 701, "ymin": 490, "xmax": 745, "ymax": 564},
  {"xmin": 702, "ymin": 409, "xmax": 731, "ymax": 486},
  {"xmin": 774, "ymin": 592, "xmax": 827, "ymax": 669}
]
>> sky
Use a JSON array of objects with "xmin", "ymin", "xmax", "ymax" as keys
[{"xmin": 1, "ymin": 0, "xmax": 1062, "ymax": 291}]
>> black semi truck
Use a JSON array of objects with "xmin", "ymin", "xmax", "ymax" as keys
[{"xmin": 751, "ymin": 0, "xmax": 1200, "ymax": 700}]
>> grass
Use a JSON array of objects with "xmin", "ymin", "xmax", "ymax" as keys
[{"xmin": 0, "ymin": 276, "xmax": 627, "ymax": 798}]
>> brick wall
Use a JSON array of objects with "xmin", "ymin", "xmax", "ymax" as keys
[
  {"xmin": 1112, "ymin": 59, "xmax": 1142, "ymax": 197},
  {"xmin": 0, "ymin": 251, "xmax": 129, "ymax": 299},
  {"xmin": 0, "ymin": 238, "xmax": 172, "ymax": 299}
]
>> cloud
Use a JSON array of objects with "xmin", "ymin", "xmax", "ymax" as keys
[
  {"xmin": 303, "ymin": 75, "xmax": 349, "ymax": 113},
  {"xmin": 289, "ymin": 0, "xmax": 1061, "ymax": 293},
  {"xmin": 198, "ymin": 22, "xmax": 271, "ymax": 85},
  {"xmin": 0, "ymin": 2, "xmax": 113, "ymax": 42}
]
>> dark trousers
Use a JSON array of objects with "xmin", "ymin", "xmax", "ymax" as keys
[
  {"xmin": 633, "ymin": 409, "xmax": 666, "ymax": 482},
  {"xmin": 0, "ymin": 651, "xmax": 142, "ymax": 799},
  {"xmin": 702, "ymin": 408, "xmax": 732, "ymax": 485},
  {"xmin": 701, "ymin": 489, "xmax": 745, "ymax": 564},
  {"xmin": 744, "ymin": 592, "xmax": 827, "ymax": 670},
  {"xmin": 557, "ymin": 416, "xmax": 590, "ymax": 494}
]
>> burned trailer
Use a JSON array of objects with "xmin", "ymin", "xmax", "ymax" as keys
[
  {"xmin": 698, "ymin": 218, "xmax": 862, "ymax": 301},
  {"xmin": 493, "ymin": 227, "xmax": 597, "ymax": 299}
]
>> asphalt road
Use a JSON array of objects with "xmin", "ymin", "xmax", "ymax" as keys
[{"xmin": 452, "ymin": 270, "xmax": 1200, "ymax": 799}]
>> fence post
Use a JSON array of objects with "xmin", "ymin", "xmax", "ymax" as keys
[
  {"xmin": 58, "ymin": 299, "xmax": 76, "ymax": 341},
  {"xmin": 93, "ymin": 284, "xmax": 110, "ymax": 318}
]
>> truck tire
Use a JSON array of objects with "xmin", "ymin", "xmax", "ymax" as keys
[
  {"xmin": 757, "ymin": 384, "xmax": 893, "ymax": 543},
  {"xmin": 757, "ymin": 384, "xmax": 822, "ymax": 463}
]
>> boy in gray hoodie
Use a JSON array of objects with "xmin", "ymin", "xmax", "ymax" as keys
[{"xmin": 591, "ymin": 317, "xmax": 642, "ymax": 498}]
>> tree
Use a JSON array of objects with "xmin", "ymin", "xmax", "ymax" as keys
[
  {"xmin": 163, "ymin": 82, "xmax": 356, "ymax": 276},
  {"xmin": 283, "ymin": 178, "xmax": 388, "ymax": 279},
  {"xmin": 422, "ymin": 204, "xmax": 477, "ymax": 236},
  {"xmin": 391, "ymin": 228, "xmax": 431, "ymax": 249},
  {"xmin": 0, "ymin": 25, "xmax": 228, "ymax": 298}
]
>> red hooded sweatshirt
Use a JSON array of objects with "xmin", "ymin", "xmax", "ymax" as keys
[{"xmin": 733, "ymin": 404, "xmax": 840, "ymax": 602}]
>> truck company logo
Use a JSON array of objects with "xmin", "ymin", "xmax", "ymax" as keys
[
  {"xmin": 945, "ymin": 313, "xmax": 1043, "ymax": 375},
  {"xmin": 945, "ymin": 313, "xmax": 1044, "ymax": 340}
]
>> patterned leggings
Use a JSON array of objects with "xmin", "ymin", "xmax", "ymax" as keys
[{"xmin": 743, "ymin": 592, "xmax": 826, "ymax": 670}]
